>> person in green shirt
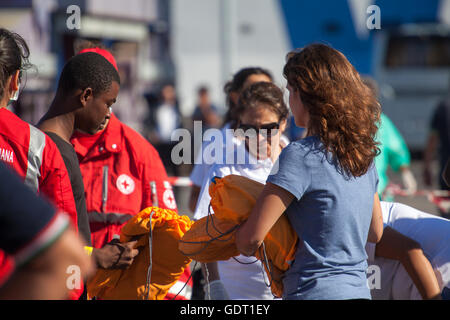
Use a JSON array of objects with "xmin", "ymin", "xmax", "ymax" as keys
[{"xmin": 364, "ymin": 78, "xmax": 417, "ymax": 200}]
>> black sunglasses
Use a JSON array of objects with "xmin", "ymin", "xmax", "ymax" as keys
[{"xmin": 236, "ymin": 122, "xmax": 280, "ymax": 138}]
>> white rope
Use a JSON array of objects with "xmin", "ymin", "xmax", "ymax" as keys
[
  {"xmin": 204, "ymin": 263, "xmax": 211, "ymax": 300},
  {"xmin": 144, "ymin": 209, "xmax": 155, "ymax": 299}
]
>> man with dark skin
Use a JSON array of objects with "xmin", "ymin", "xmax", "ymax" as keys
[{"xmin": 38, "ymin": 52, "xmax": 139, "ymax": 270}]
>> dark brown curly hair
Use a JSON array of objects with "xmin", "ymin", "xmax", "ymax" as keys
[{"xmin": 283, "ymin": 43, "xmax": 381, "ymax": 177}]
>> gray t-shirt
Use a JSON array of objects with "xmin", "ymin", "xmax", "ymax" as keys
[{"xmin": 267, "ymin": 136, "xmax": 378, "ymax": 300}]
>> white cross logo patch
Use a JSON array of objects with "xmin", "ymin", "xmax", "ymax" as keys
[
  {"xmin": 116, "ymin": 174, "xmax": 135, "ymax": 195},
  {"xmin": 163, "ymin": 189, "xmax": 177, "ymax": 209}
]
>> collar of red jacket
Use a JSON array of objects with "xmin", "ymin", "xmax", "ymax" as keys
[{"xmin": 72, "ymin": 113, "xmax": 123, "ymax": 159}]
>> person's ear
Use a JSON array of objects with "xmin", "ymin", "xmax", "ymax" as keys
[
  {"xmin": 279, "ymin": 118, "xmax": 287, "ymax": 133},
  {"xmin": 79, "ymin": 88, "xmax": 94, "ymax": 107},
  {"xmin": 229, "ymin": 91, "xmax": 239, "ymax": 105},
  {"xmin": 9, "ymin": 70, "xmax": 20, "ymax": 92}
]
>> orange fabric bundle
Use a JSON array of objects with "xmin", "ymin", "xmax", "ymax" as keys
[
  {"xmin": 178, "ymin": 215, "xmax": 239, "ymax": 263},
  {"xmin": 87, "ymin": 207, "xmax": 193, "ymax": 300},
  {"xmin": 179, "ymin": 175, "xmax": 298, "ymax": 297}
]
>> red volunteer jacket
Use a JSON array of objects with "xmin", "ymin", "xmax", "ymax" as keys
[
  {"xmin": 0, "ymin": 108, "xmax": 78, "ymax": 289},
  {"xmin": 71, "ymin": 114, "xmax": 179, "ymax": 247},
  {"xmin": 71, "ymin": 114, "xmax": 191, "ymax": 300},
  {"xmin": 0, "ymin": 108, "xmax": 78, "ymax": 225}
]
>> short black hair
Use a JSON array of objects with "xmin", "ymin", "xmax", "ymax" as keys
[
  {"xmin": 57, "ymin": 52, "xmax": 120, "ymax": 95},
  {"xmin": 223, "ymin": 67, "xmax": 273, "ymax": 125},
  {"xmin": 197, "ymin": 85, "xmax": 209, "ymax": 95}
]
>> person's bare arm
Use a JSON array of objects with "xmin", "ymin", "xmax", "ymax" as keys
[
  {"xmin": 189, "ymin": 186, "xmax": 201, "ymax": 213},
  {"xmin": 367, "ymin": 193, "xmax": 383, "ymax": 243},
  {"xmin": 375, "ymin": 226, "xmax": 441, "ymax": 300},
  {"xmin": 201, "ymin": 262, "xmax": 229, "ymax": 299},
  {"xmin": 201, "ymin": 262, "xmax": 220, "ymax": 282},
  {"xmin": 400, "ymin": 166, "xmax": 417, "ymax": 195},
  {"xmin": 0, "ymin": 228, "xmax": 94, "ymax": 300},
  {"xmin": 236, "ymin": 182, "xmax": 294, "ymax": 257},
  {"xmin": 423, "ymin": 132, "xmax": 439, "ymax": 186},
  {"xmin": 442, "ymin": 158, "xmax": 450, "ymax": 187}
]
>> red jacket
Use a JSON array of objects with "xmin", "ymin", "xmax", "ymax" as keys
[
  {"xmin": 0, "ymin": 108, "xmax": 78, "ymax": 291},
  {"xmin": 71, "ymin": 114, "xmax": 178, "ymax": 248},
  {"xmin": 0, "ymin": 109, "xmax": 78, "ymax": 225},
  {"xmin": 71, "ymin": 114, "xmax": 192, "ymax": 300}
]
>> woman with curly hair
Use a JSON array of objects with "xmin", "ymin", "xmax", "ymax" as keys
[{"xmin": 236, "ymin": 43, "xmax": 384, "ymax": 300}]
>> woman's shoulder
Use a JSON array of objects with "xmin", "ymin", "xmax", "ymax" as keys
[
  {"xmin": 289, "ymin": 135, "xmax": 320, "ymax": 147},
  {"xmin": 282, "ymin": 136, "xmax": 323, "ymax": 159}
]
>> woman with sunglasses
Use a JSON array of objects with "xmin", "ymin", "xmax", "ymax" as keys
[
  {"xmin": 235, "ymin": 44, "xmax": 385, "ymax": 300},
  {"xmin": 193, "ymin": 81, "xmax": 288, "ymax": 300},
  {"xmin": 189, "ymin": 67, "xmax": 274, "ymax": 213}
]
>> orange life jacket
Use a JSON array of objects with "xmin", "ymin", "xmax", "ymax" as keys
[
  {"xmin": 179, "ymin": 175, "xmax": 298, "ymax": 297},
  {"xmin": 87, "ymin": 207, "xmax": 193, "ymax": 300}
]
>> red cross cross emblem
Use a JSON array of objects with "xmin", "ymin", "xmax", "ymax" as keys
[
  {"xmin": 163, "ymin": 189, "xmax": 177, "ymax": 209},
  {"xmin": 116, "ymin": 174, "xmax": 135, "ymax": 195}
]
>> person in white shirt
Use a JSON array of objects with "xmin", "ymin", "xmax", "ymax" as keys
[
  {"xmin": 194, "ymin": 82, "xmax": 289, "ymax": 299},
  {"xmin": 148, "ymin": 84, "xmax": 182, "ymax": 176},
  {"xmin": 366, "ymin": 201, "xmax": 450, "ymax": 300},
  {"xmin": 189, "ymin": 67, "xmax": 274, "ymax": 212}
]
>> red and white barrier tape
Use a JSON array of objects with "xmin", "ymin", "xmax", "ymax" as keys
[
  {"xmin": 167, "ymin": 176, "xmax": 193, "ymax": 187},
  {"xmin": 384, "ymin": 183, "xmax": 450, "ymax": 213},
  {"xmin": 166, "ymin": 178, "xmax": 450, "ymax": 213}
]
